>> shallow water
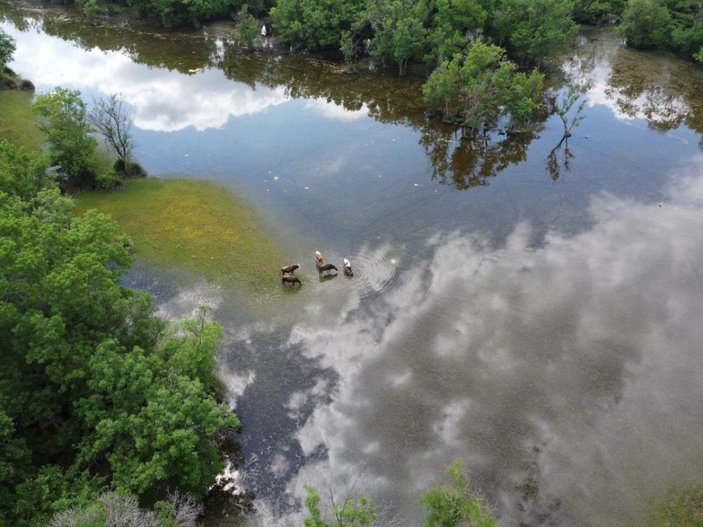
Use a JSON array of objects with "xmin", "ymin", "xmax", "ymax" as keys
[{"xmin": 3, "ymin": 3, "xmax": 703, "ymax": 525}]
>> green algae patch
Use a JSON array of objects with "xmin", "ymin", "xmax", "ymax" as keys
[
  {"xmin": 75, "ymin": 178, "xmax": 283, "ymax": 291},
  {"xmin": 0, "ymin": 89, "xmax": 44, "ymax": 151}
]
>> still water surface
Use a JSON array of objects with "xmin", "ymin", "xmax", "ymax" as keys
[{"xmin": 3, "ymin": 3, "xmax": 703, "ymax": 525}]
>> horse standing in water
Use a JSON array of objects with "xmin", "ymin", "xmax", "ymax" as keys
[
  {"xmin": 281, "ymin": 264, "xmax": 300, "ymax": 275},
  {"xmin": 282, "ymin": 275, "xmax": 302, "ymax": 286}
]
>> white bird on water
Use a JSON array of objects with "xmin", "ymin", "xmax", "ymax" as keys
[{"xmin": 344, "ymin": 258, "xmax": 353, "ymax": 277}]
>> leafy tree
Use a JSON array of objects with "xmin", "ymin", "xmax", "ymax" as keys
[
  {"xmin": 620, "ymin": 0, "xmax": 673, "ymax": 49},
  {"xmin": 271, "ymin": 0, "xmax": 366, "ymax": 50},
  {"xmin": 236, "ymin": 4, "xmax": 260, "ymax": 50},
  {"xmin": 77, "ymin": 331, "xmax": 237, "ymax": 496},
  {"xmin": 668, "ymin": 0, "xmax": 703, "ymax": 59},
  {"xmin": 425, "ymin": 0, "xmax": 488, "ymax": 66},
  {"xmin": 423, "ymin": 40, "xmax": 543, "ymax": 132},
  {"xmin": 0, "ymin": 140, "xmax": 52, "ymax": 201},
  {"xmin": 502, "ymin": 68, "xmax": 545, "ymax": 128},
  {"xmin": 422, "ymin": 460, "xmax": 499, "ymax": 527},
  {"xmin": 0, "ymin": 29, "xmax": 16, "ymax": 66},
  {"xmin": 362, "ymin": 0, "xmax": 429, "ymax": 75},
  {"xmin": 303, "ymin": 485, "xmax": 377, "ymax": 527},
  {"xmin": 32, "ymin": 88, "xmax": 98, "ymax": 189},
  {"xmin": 493, "ymin": 0, "xmax": 578, "ymax": 66}
]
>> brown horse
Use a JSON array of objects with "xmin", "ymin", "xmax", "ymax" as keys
[
  {"xmin": 317, "ymin": 263, "xmax": 337, "ymax": 275},
  {"xmin": 282, "ymin": 275, "xmax": 302, "ymax": 286},
  {"xmin": 281, "ymin": 264, "xmax": 300, "ymax": 275}
]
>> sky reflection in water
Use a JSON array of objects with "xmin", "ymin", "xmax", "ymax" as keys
[{"xmin": 221, "ymin": 159, "xmax": 703, "ymax": 527}]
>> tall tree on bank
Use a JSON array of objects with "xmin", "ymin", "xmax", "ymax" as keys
[{"xmin": 32, "ymin": 87, "xmax": 98, "ymax": 189}]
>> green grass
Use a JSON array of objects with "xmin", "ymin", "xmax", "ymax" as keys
[
  {"xmin": 75, "ymin": 178, "xmax": 284, "ymax": 292},
  {"xmin": 0, "ymin": 89, "xmax": 44, "ymax": 150},
  {"xmin": 649, "ymin": 487, "xmax": 703, "ymax": 527}
]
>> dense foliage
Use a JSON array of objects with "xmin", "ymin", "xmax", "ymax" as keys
[
  {"xmin": 0, "ymin": 139, "xmax": 238, "ymax": 527},
  {"xmin": 423, "ymin": 40, "xmax": 544, "ymax": 131},
  {"xmin": 271, "ymin": 0, "xmax": 365, "ymax": 50},
  {"xmin": 0, "ymin": 29, "xmax": 15, "ymax": 66},
  {"xmin": 32, "ymin": 88, "xmax": 99, "ymax": 189},
  {"xmin": 492, "ymin": 0, "xmax": 579, "ymax": 67},
  {"xmin": 75, "ymin": 0, "xmax": 246, "ymax": 26},
  {"xmin": 57, "ymin": 0, "xmax": 703, "ymax": 67},
  {"xmin": 620, "ymin": 0, "xmax": 703, "ymax": 62}
]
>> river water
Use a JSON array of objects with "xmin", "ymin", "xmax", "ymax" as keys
[{"xmin": 3, "ymin": 3, "xmax": 703, "ymax": 526}]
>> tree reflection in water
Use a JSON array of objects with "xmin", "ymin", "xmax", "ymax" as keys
[{"xmin": 420, "ymin": 124, "xmax": 537, "ymax": 190}]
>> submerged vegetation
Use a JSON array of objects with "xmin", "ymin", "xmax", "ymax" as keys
[{"xmin": 75, "ymin": 178, "xmax": 283, "ymax": 290}]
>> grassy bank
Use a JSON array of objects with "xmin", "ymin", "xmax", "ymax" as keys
[
  {"xmin": 76, "ymin": 178, "xmax": 283, "ymax": 291},
  {"xmin": 0, "ymin": 89, "xmax": 43, "ymax": 150}
]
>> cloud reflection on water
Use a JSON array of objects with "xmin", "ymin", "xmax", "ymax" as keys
[
  {"xmin": 5, "ymin": 25, "xmax": 372, "ymax": 133},
  {"xmin": 251, "ymin": 157, "xmax": 703, "ymax": 526}
]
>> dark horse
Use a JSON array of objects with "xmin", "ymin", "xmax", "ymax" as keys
[
  {"xmin": 281, "ymin": 264, "xmax": 300, "ymax": 275},
  {"xmin": 317, "ymin": 263, "xmax": 337, "ymax": 275},
  {"xmin": 282, "ymin": 275, "xmax": 302, "ymax": 286}
]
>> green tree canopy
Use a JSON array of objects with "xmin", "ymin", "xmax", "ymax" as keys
[
  {"xmin": 423, "ymin": 40, "xmax": 544, "ymax": 131},
  {"xmin": 620, "ymin": 0, "xmax": 673, "ymax": 48},
  {"xmin": 272, "ymin": 0, "xmax": 366, "ymax": 50},
  {"xmin": 32, "ymin": 88, "xmax": 98, "ymax": 189},
  {"xmin": 361, "ymin": 0, "xmax": 430, "ymax": 75},
  {"xmin": 425, "ymin": 0, "xmax": 488, "ymax": 65},
  {"xmin": 0, "ymin": 29, "xmax": 16, "ymax": 66},
  {"xmin": 493, "ymin": 0, "xmax": 578, "ymax": 66}
]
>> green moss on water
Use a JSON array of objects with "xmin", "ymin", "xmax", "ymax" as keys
[
  {"xmin": 0, "ymin": 90, "xmax": 43, "ymax": 151},
  {"xmin": 75, "ymin": 178, "xmax": 283, "ymax": 291}
]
